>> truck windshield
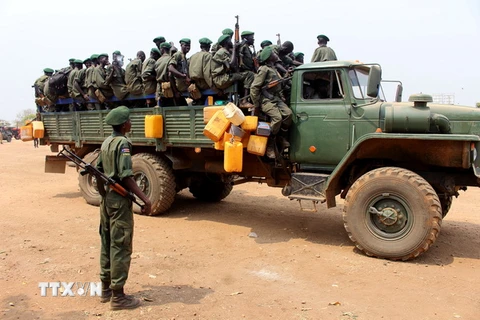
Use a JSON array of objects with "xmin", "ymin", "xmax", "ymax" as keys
[{"xmin": 348, "ymin": 67, "xmax": 370, "ymax": 100}]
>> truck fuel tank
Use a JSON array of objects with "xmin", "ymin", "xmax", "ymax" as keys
[{"xmin": 383, "ymin": 93, "xmax": 450, "ymax": 134}]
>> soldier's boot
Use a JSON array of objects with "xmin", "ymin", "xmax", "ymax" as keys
[
  {"xmin": 110, "ymin": 288, "xmax": 141, "ymax": 311},
  {"xmin": 266, "ymin": 138, "xmax": 276, "ymax": 159},
  {"xmin": 100, "ymin": 281, "xmax": 112, "ymax": 303}
]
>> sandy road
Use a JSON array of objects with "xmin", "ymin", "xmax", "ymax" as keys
[{"xmin": 0, "ymin": 139, "xmax": 479, "ymax": 320}]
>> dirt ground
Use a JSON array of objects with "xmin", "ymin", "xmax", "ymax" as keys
[{"xmin": 1, "ymin": 139, "xmax": 479, "ymax": 320}]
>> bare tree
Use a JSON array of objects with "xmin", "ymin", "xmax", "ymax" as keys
[{"xmin": 15, "ymin": 109, "xmax": 36, "ymax": 127}]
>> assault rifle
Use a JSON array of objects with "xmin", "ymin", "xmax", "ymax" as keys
[{"xmin": 58, "ymin": 146, "xmax": 144, "ymax": 209}]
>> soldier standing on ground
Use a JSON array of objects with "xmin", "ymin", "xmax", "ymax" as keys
[
  {"xmin": 96, "ymin": 106, "xmax": 151, "ymax": 310},
  {"xmin": 311, "ymin": 34, "xmax": 337, "ymax": 62},
  {"xmin": 250, "ymin": 46, "xmax": 292, "ymax": 158}
]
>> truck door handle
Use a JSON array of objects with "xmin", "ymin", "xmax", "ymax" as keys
[{"xmin": 296, "ymin": 112, "xmax": 308, "ymax": 121}]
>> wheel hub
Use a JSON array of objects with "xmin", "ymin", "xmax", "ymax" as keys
[{"xmin": 368, "ymin": 198, "xmax": 408, "ymax": 234}]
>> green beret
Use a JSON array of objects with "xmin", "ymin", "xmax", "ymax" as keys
[
  {"xmin": 199, "ymin": 37, "xmax": 213, "ymax": 45},
  {"xmin": 83, "ymin": 58, "xmax": 92, "ymax": 63},
  {"xmin": 218, "ymin": 34, "xmax": 231, "ymax": 45},
  {"xmin": 179, "ymin": 38, "xmax": 191, "ymax": 45},
  {"xmin": 98, "ymin": 53, "xmax": 109, "ymax": 58},
  {"xmin": 153, "ymin": 36, "xmax": 166, "ymax": 43},
  {"xmin": 241, "ymin": 30, "xmax": 254, "ymax": 36},
  {"xmin": 222, "ymin": 28, "xmax": 234, "ymax": 36},
  {"xmin": 160, "ymin": 42, "xmax": 171, "ymax": 49},
  {"xmin": 90, "ymin": 54, "xmax": 99, "ymax": 60},
  {"xmin": 74, "ymin": 59, "xmax": 83, "ymax": 64},
  {"xmin": 113, "ymin": 50, "xmax": 122, "ymax": 55},
  {"xmin": 259, "ymin": 46, "xmax": 273, "ymax": 64},
  {"xmin": 105, "ymin": 106, "xmax": 130, "ymax": 126},
  {"xmin": 43, "ymin": 68, "xmax": 54, "ymax": 73},
  {"xmin": 151, "ymin": 47, "xmax": 161, "ymax": 55},
  {"xmin": 69, "ymin": 58, "xmax": 75, "ymax": 62},
  {"xmin": 260, "ymin": 40, "xmax": 272, "ymax": 47},
  {"xmin": 294, "ymin": 52, "xmax": 304, "ymax": 57},
  {"xmin": 317, "ymin": 34, "xmax": 330, "ymax": 42}
]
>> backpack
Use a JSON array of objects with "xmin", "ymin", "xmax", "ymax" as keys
[{"xmin": 48, "ymin": 67, "xmax": 71, "ymax": 95}]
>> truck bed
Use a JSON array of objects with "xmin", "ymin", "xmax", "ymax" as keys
[{"xmin": 41, "ymin": 106, "xmax": 214, "ymax": 150}]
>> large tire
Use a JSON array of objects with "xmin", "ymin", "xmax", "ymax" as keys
[
  {"xmin": 343, "ymin": 167, "xmax": 442, "ymax": 261},
  {"xmin": 438, "ymin": 195, "xmax": 452, "ymax": 218},
  {"xmin": 189, "ymin": 174, "xmax": 233, "ymax": 202},
  {"xmin": 131, "ymin": 153, "xmax": 176, "ymax": 216},
  {"xmin": 78, "ymin": 151, "xmax": 101, "ymax": 206}
]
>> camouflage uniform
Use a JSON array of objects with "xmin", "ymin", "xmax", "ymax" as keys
[
  {"xmin": 239, "ymin": 43, "xmax": 255, "ymax": 72},
  {"xmin": 93, "ymin": 65, "xmax": 114, "ymax": 98},
  {"xmin": 96, "ymin": 132, "xmax": 134, "ymax": 291},
  {"xmin": 141, "ymin": 57, "xmax": 157, "ymax": 95},
  {"xmin": 188, "ymin": 50, "xmax": 213, "ymax": 91},
  {"xmin": 154, "ymin": 54, "xmax": 172, "ymax": 98},
  {"xmin": 168, "ymin": 51, "xmax": 189, "ymax": 92},
  {"xmin": 250, "ymin": 64, "xmax": 292, "ymax": 135},
  {"xmin": 125, "ymin": 58, "xmax": 144, "ymax": 95},
  {"xmin": 211, "ymin": 47, "xmax": 254, "ymax": 90},
  {"xmin": 311, "ymin": 45, "xmax": 337, "ymax": 62}
]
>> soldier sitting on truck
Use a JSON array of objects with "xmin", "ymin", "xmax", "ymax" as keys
[
  {"xmin": 188, "ymin": 37, "xmax": 214, "ymax": 103},
  {"xmin": 211, "ymin": 34, "xmax": 254, "ymax": 101},
  {"xmin": 250, "ymin": 46, "xmax": 292, "ymax": 159},
  {"xmin": 125, "ymin": 51, "xmax": 145, "ymax": 96},
  {"xmin": 33, "ymin": 68, "xmax": 54, "ymax": 112}
]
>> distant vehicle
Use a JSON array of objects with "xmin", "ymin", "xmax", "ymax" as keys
[
  {"xmin": 0, "ymin": 127, "xmax": 12, "ymax": 142},
  {"xmin": 8, "ymin": 127, "xmax": 21, "ymax": 140}
]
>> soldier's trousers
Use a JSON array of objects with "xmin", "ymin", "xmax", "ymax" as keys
[
  {"xmin": 99, "ymin": 191, "xmax": 134, "ymax": 290},
  {"xmin": 213, "ymin": 71, "xmax": 254, "ymax": 90},
  {"xmin": 260, "ymin": 97, "xmax": 292, "ymax": 135}
]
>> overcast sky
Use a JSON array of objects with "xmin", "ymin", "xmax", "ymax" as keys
[{"xmin": 0, "ymin": 0, "xmax": 479, "ymax": 123}]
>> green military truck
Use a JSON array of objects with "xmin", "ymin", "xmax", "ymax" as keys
[{"xmin": 42, "ymin": 61, "xmax": 480, "ymax": 261}]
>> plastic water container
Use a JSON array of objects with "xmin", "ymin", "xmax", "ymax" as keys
[
  {"xmin": 247, "ymin": 135, "xmax": 268, "ymax": 156},
  {"xmin": 241, "ymin": 116, "xmax": 258, "ymax": 131},
  {"xmin": 223, "ymin": 102, "xmax": 245, "ymax": 126},
  {"xmin": 224, "ymin": 141, "xmax": 243, "ymax": 172},
  {"xmin": 144, "ymin": 115, "xmax": 163, "ymax": 138},
  {"xmin": 32, "ymin": 121, "xmax": 45, "ymax": 139},
  {"xmin": 203, "ymin": 110, "xmax": 230, "ymax": 142},
  {"xmin": 21, "ymin": 125, "xmax": 33, "ymax": 142},
  {"xmin": 203, "ymin": 106, "xmax": 224, "ymax": 124}
]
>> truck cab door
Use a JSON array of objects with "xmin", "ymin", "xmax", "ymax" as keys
[{"xmin": 289, "ymin": 69, "xmax": 351, "ymax": 170}]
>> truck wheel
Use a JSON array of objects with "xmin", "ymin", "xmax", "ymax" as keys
[
  {"xmin": 6, "ymin": 135, "xmax": 12, "ymax": 142},
  {"xmin": 439, "ymin": 195, "xmax": 452, "ymax": 218},
  {"xmin": 132, "ymin": 153, "xmax": 176, "ymax": 216},
  {"xmin": 343, "ymin": 167, "xmax": 442, "ymax": 261},
  {"xmin": 78, "ymin": 151, "xmax": 101, "ymax": 206},
  {"xmin": 189, "ymin": 174, "xmax": 233, "ymax": 202}
]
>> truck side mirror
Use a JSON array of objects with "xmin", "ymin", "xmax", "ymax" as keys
[
  {"xmin": 367, "ymin": 65, "xmax": 382, "ymax": 98},
  {"xmin": 395, "ymin": 84, "xmax": 403, "ymax": 102}
]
